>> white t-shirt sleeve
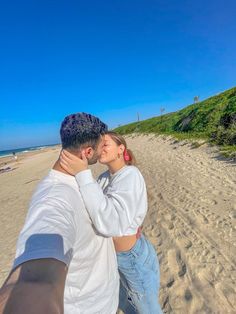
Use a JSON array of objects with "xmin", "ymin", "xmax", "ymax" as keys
[
  {"xmin": 13, "ymin": 196, "xmax": 76, "ymax": 270},
  {"xmin": 75, "ymin": 168, "xmax": 147, "ymax": 237}
]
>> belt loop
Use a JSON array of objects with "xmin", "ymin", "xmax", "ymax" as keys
[{"xmin": 131, "ymin": 250, "xmax": 138, "ymax": 258}]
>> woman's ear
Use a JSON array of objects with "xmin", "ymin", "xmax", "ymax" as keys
[{"xmin": 119, "ymin": 144, "xmax": 125, "ymax": 155}]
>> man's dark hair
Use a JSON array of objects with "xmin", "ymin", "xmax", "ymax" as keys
[{"xmin": 60, "ymin": 112, "xmax": 108, "ymax": 149}]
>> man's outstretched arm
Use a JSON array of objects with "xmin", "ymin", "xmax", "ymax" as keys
[{"xmin": 0, "ymin": 258, "xmax": 67, "ymax": 314}]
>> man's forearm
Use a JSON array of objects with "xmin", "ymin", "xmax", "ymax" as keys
[{"xmin": 0, "ymin": 281, "xmax": 63, "ymax": 314}]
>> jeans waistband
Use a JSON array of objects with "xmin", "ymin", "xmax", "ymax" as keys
[{"xmin": 117, "ymin": 234, "xmax": 145, "ymax": 258}]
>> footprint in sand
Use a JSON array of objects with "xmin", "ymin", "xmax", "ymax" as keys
[
  {"xmin": 161, "ymin": 219, "xmax": 174, "ymax": 230},
  {"xmin": 194, "ymin": 211, "xmax": 209, "ymax": 224},
  {"xmin": 197, "ymin": 268, "xmax": 215, "ymax": 285},
  {"xmin": 229, "ymin": 210, "xmax": 236, "ymax": 219},
  {"xmin": 176, "ymin": 232, "xmax": 193, "ymax": 250},
  {"xmin": 150, "ymin": 226, "xmax": 161, "ymax": 238},
  {"xmin": 167, "ymin": 249, "xmax": 187, "ymax": 278},
  {"xmin": 214, "ymin": 264, "xmax": 224, "ymax": 277}
]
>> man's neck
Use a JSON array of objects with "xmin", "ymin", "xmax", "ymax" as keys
[{"xmin": 53, "ymin": 159, "xmax": 73, "ymax": 176}]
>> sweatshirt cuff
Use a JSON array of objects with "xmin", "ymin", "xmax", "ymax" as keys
[{"xmin": 75, "ymin": 169, "xmax": 95, "ymax": 186}]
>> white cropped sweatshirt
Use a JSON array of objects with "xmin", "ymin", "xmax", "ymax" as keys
[{"xmin": 75, "ymin": 165, "xmax": 148, "ymax": 237}]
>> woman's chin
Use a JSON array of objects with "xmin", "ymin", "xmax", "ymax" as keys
[{"xmin": 98, "ymin": 159, "xmax": 107, "ymax": 165}]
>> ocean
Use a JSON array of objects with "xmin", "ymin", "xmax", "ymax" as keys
[{"xmin": 0, "ymin": 144, "xmax": 59, "ymax": 158}]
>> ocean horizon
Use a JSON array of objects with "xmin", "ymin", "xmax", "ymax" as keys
[{"xmin": 0, "ymin": 144, "xmax": 60, "ymax": 158}]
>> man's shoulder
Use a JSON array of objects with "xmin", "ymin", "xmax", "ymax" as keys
[{"xmin": 32, "ymin": 172, "xmax": 83, "ymax": 210}]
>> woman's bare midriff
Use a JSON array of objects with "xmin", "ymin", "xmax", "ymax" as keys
[{"xmin": 113, "ymin": 234, "xmax": 137, "ymax": 252}]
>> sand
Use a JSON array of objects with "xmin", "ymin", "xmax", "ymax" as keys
[{"xmin": 0, "ymin": 135, "xmax": 235, "ymax": 313}]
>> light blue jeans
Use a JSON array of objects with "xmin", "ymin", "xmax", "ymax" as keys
[{"xmin": 117, "ymin": 235, "xmax": 162, "ymax": 314}]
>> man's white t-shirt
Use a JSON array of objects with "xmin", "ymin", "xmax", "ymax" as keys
[{"xmin": 13, "ymin": 169, "xmax": 119, "ymax": 314}]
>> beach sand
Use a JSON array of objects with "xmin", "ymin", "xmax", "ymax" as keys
[{"xmin": 0, "ymin": 135, "xmax": 235, "ymax": 313}]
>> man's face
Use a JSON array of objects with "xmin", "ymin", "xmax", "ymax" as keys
[{"xmin": 87, "ymin": 135, "xmax": 105, "ymax": 165}]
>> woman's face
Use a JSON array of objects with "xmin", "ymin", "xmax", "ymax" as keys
[{"xmin": 99, "ymin": 134, "xmax": 124, "ymax": 164}]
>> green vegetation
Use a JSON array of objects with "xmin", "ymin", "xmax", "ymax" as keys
[
  {"xmin": 114, "ymin": 86, "xmax": 236, "ymax": 158},
  {"xmin": 219, "ymin": 145, "xmax": 236, "ymax": 159}
]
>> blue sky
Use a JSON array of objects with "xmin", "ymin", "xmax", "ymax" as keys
[{"xmin": 0, "ymin": 0, "xmax": 235, "ymax": 150}]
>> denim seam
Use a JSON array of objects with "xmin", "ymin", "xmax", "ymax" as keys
[{"xmin": 130, "ymin": 258, "xmax": 146, "ymax": 296}]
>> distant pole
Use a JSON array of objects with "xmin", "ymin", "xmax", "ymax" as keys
[
  {"xmin": 160, "ymin": 107, "xmax": 165, "ymax": 115},
  {"xmin": 160, "ymin": 107, "xmax": 165, "ymax": 122},
  {"xmin": 137, "ymin": 112, "xmax": 140, "ymax": 122},
  {"xmin": 194, "ymin": 96, "xmax": 199, "ymax": 104}
]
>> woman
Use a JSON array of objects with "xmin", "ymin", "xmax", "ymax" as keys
[{"xmin": 60, "ymin": 131, "xmax": 162, "ymax": 314}]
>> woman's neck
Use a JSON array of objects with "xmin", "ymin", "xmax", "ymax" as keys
[{"xmin": 107, "ymin": 160, "xmax": 126, "ymax": 174}]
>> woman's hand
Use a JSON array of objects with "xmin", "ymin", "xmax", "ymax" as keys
[{"xmin": 59, "ymin": 149, "xmax": 88, "ymax": 175}]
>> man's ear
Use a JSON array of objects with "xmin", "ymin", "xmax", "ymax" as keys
[{"xmin": 83, "ymin": 146, "xmax": 94, "ymax": 158}]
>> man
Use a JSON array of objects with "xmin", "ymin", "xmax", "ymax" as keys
[{"xmin": 0, "ymin": 113, "xmax": 119, "ymax": 314}]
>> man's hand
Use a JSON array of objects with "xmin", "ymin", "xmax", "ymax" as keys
[
  {"xmin": 0, "ymin": 259, "xmax": 67, "ymax": 314},
  {"xmin": 60, "ymin": 149, "xmax": 88, "ymax": 175}
]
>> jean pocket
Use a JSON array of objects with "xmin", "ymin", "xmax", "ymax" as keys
[
  {"xmin": 119, "ymin": 262, "xmax": 146, "ymax": 295},
  {"xmin": 137, "ymin": 241, "xmax": 157, "ymax": 267}
]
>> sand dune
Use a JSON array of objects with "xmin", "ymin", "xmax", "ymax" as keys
[{"xmin": 0, "ymin": 135, "xmax": 235, "ymax": 313}]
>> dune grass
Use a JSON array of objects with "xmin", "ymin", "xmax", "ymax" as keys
[{"xmin": 114, "ymin": 86, "xmax": 236, "ymax": 158}]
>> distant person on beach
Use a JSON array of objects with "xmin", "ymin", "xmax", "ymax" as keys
[
  {"xmin": 0, "ymin": 113, "xmax": 119, "ymax": 314},
  {"xmin": 12, "ymin": 152, "xmax": 17, "ymax": 161},
  {"xmin": 60, "ymin": 131, "xmax": 163, "ymax": 313}
]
